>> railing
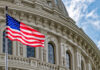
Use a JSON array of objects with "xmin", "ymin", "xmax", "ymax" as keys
[
  {"xmin": 37, "ymin": 61, "xmax": 58, "ymax": 70},
  {"xmin": 0, "ymin": 54, "xmax": 31, "ymax": 69},
  {"xmin": 0, "ymin": 54, "xmax": 66, "ymax": 70}
]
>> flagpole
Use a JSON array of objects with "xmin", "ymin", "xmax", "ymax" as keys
[{"xmin": 5, "ymin": 6, "xmax": 8, "ymax": 70}]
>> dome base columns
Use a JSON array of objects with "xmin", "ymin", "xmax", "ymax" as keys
[
  {"xmin": 75, "ymin": 48, "xmax": 81, "ymax": 70},
  {"xmin": 59, "ymin": 42, "xmax": 65, "ymax": 66},
  {"xmin": 59, "ymin": 38, "xmax": 66, "ymax": 66}
]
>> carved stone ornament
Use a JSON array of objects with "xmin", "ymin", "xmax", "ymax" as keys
[{"xmin": 14, "ymin": 0, "xmax": 21, "ymax": 5}]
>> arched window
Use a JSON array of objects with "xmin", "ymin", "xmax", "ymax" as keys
[
  {"xmin": 66, "ymin": 51, "xmax": 71, "ymax": 69},
  {"xmin": 3, "ymin": 31, "xmax": 12, "ymax": 55},
  {"xmin": 27, "ymin": 46, "xmax": 35, "ymax": 58},
  {"xmin": 48, "ymin": 43, "xmax": 55, "ymax": 64}
]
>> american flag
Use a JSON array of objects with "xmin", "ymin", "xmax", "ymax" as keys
[{"xmin": 6, "ymin": 14, "xmax": 45, "ymax": 47}]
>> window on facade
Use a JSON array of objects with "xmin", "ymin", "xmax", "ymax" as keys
[
  {"xmin": 47, "ymin": 1, "xmax": 52, "ymax": 7},
  {"xmin": 66, "ymin": 52, "xmax": 71, "ymax": 69},
  {"xmin": 3, "ymin": 31, "xmax": 12, "ymax": 55},
  {"xmin": 20, "ymin": 46, "xmax": 23, "ymax": 56},
  {"xmin": 81, "ymin": 61, "xmax": 84, "ymax": 70},
  {"xmin": 54, "ymin": 0, "xmax": 58, "ymax": 5},
  {"xmin": 48, "ymin": 43, "xmax": 55, "ymax": 64},
  {"xmin": 27, "ymin": 46, "xmax": 35, "ymax": 58}
]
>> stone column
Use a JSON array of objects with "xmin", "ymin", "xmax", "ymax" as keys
[
  {"xmin": 42, "ymin": 35, "xmax": 47, "ymax": 62},
  {"xmin": 63, "ymin": 43, "xmax": 67, "ymax": 67},
  {"xmin": 75, "ymin": 48, "xmax": 81, "ymax": 70},
  {"xmin": 86, "ymin": 59, "xmax": 92, "ymax": 70},
  {"xmin": 45, "ymin": 35, "xmax": 48, "ymax": 63},
  {"xmin": 37, "ymin": 30, "xmax": 45, "ymax": 61},
  {"xmin": 59, "ymin": 42, "xmax": 64, "ymax": 66},
  {"xmin": 59, "ymin": 38, "xmax": 66, "ymax": 66},
  {"xmin": 56, "ymin": 42, "xmax": 59, "ymax": 65},
  {"xmin": 17, "ymin": 42, "xmax": 23, "ymax": 56},
  {"xmin": 43, "ymin": 48, "xmax": 47, "ymax": 62},
  {"xmin": 38, "ymin": 30, "xmax": 48, "ymax": 62},
  {"xmin": 36, "ymin": 47, "xmax": 39, "ymax": 59},
  {"xmin": 19, "ymin": 43, "xmax": 23, "ymax": 56},
  {"xmin": 13, "ymin": 41, "xmax": 17, "ymax": 56},
  {"xmin": 39, "ymin": 47, "xmax": 43, "ymax": 61},
  {"xmin": 23, "ymin": 45, "xmax": 27, "ymax": 57}
]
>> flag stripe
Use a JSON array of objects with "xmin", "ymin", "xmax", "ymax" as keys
[
  {"xmin": 6, "ymin": 35, "xmax": 44, "ymax": 47},
  {"xmin": 20, "ymin": 29, "xmax": 45, "ymax": 38},
  {"xmin": 20, "ymin": 23, "xmax": 39, "ymax": 33},
  {"xmin": 6, "ymin": 33, "xmax": 44, "ymax": 43},
  {"xmin": 20, "ymin": 23, "xmax": 45, "ymax": 36}
]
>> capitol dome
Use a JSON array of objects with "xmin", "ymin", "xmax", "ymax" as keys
[{"xmin": 0, "ymin": 0, "xmax": 100, "ymax": 70}]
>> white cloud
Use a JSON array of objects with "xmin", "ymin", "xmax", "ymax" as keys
[
  {"xmin": 97, "ymin": 41, "xmax": 100, "ymax": 49},
  {"xmin": 63, "ymin": 0, "xmax": 100, "ymax": 49},
  {"xmin": 63, "ymin": 0, "xmax": 100, "ymax": 29},
  {"xmin": 87, "ymin": 0, "xmax": 95, "ymax": 3},
  {"xmin": 92, "ymin": 21, "xmax": 100, "ymax": 29},
  {"xmin": 86, "ymin": 9, "xmax": 98, "ymax": 19},
  {"xmin": 63, "ymin": 0, "xmax": 95, "ymax": 23},
  {"xmin": 85, "ymin": 10, "xmax": 100, "ymax": 29}
]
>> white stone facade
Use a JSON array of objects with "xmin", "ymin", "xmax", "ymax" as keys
[{"xmin": 0, "ymin": 0, "xmax": 100, "ymax": 70}]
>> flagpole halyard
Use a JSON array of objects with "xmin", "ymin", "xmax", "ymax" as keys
[{"xmin": 5, "ymin": 6, "xmax": 8, "ymax": 70}]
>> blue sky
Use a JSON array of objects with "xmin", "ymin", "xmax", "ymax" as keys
[{"xmin": 62, "ymin": 0, "xmax": 100, "ymax": 50}]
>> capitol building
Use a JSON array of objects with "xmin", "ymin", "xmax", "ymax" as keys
[{"xmin": 0, "ymin": 0, "xmax": 100, "ymax": 70}]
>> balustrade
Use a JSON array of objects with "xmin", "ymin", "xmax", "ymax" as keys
[
  {"xmin": 37, "ymin": 61, "xmax": 58, "ymax": 70},
  {"xmin": 0, "ymin": 54, "xmax": 66, "ymax": 70}
]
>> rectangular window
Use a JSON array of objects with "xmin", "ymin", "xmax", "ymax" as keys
[
  {"xmin": 54, "ymin": 0, "xmax": 58, "ymax": 5},
  {"xmin": 47, "ymin": 1, "xmax": 52, "ymax": 7}
]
